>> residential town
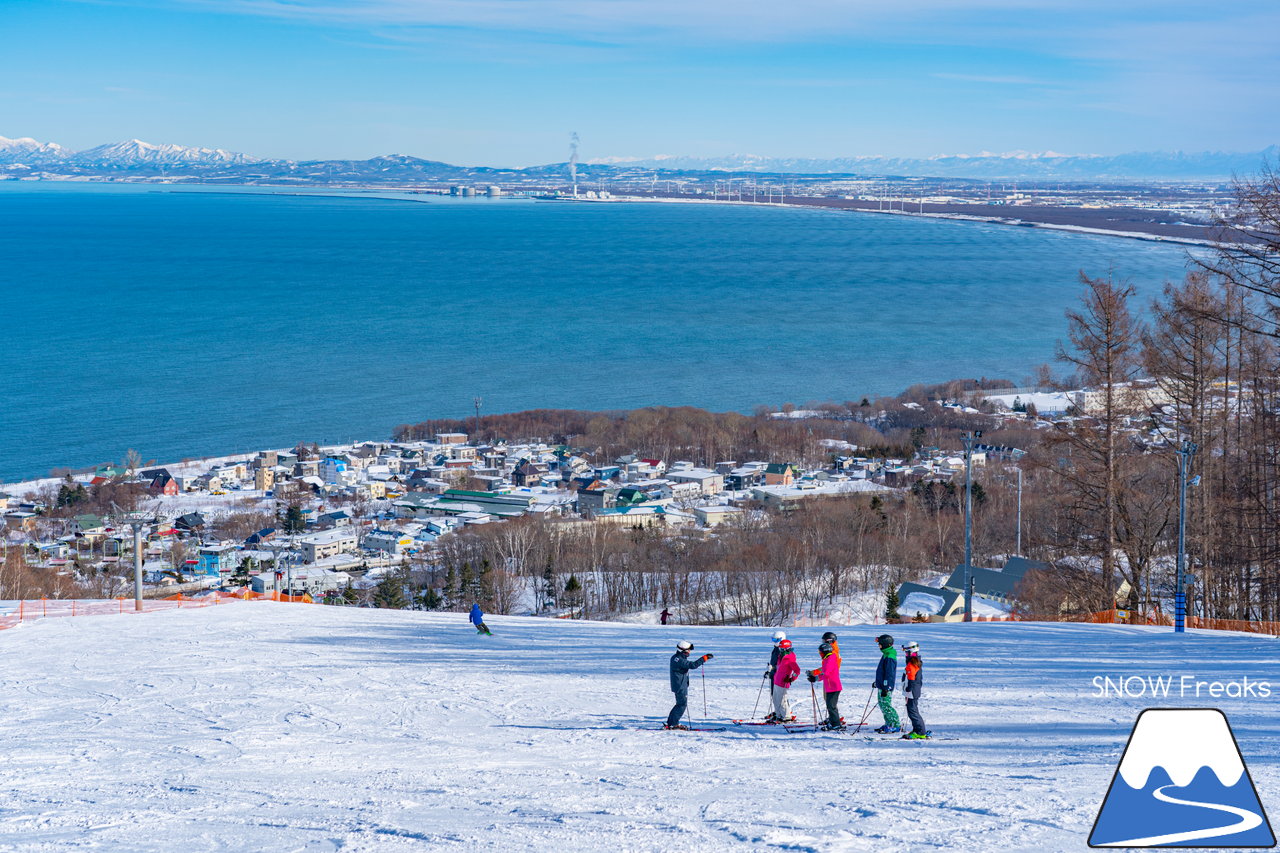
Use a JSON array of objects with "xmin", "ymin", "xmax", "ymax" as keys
[{"xmin": 1, "ymin": 373, "xmax": 1210, "ymax": 622}]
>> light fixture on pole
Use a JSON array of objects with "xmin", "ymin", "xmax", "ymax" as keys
[
  {"xmin": 1175, "ymin": 440, "xmax": 1198, "ymax": 634},
  {"xmin": 961, "ymin": 430, "xmax": 982, "ymax": 622}
]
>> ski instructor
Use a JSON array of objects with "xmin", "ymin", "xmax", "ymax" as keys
[{"xmin": 665, "ymin": 640, "xmax": 713, "ymax": 730}]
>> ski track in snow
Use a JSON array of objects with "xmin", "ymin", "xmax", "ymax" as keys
[{"xmin": 1, "ymin": 607, "xmax": 1278, "ymax": 851}]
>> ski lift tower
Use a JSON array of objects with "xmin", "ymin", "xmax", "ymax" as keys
[{"xmin": 113, "ymin": 505, "xmax": 152, "ymax": 612}]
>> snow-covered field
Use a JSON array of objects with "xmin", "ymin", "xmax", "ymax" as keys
[{"xmin": 2, "ymin": 605, "xmax": 1278, "ymax": 851}]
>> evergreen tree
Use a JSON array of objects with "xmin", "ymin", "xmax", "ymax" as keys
[
  {"xmin": 443, "ymin": 565, "xmax": 458, "ymax": 608},
  {"xmin": 419, "ymin": 587, "xmax": 443, "ymax": 610},
  {"xmin": 56, "ymin": 476, "xmax": 88, "ymax": 508},
  {"xmin": 373, "ymin": 575, "xmax": 408, "ymax": 609},
  {"xmin": 231, "ymin": 556, "xmax": 255, "ymax": 587},
  {"xmin": 885, "ymin": 586, "xmax": 902, "ymax": 622},
  {"xmin": 541, "ymin": 558, "xmax": 556, "ymax": 612},
  {"xmin": 563, "ymin": 574, "xmax": 583, "ymax": 617},
  {"xmin": 283, "ymin": 504, "xmax": 306, "ymax": 533},
  {"xmin": 341, "ymin": 584, "xmax": 359, "ymax": 606},
  {"xmin": 459, "ymin": 562, "xmax": 474, "ymax": 604}
]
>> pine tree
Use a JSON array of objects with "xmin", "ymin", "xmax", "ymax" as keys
[
  {"xmin": 283, "ymin": 504, "xmax": 306, "ymax": 533},
  {"xmin": 563, "ymin": 574, "xmax": 583, "ymax": 617},
  {"xmin": 885, "ymin": 586, "xmax": 901, "ymax": 622},
  {"xmin": 459, "ymin": 562, "xmax": 474, "ymax": 604},
  {"xmin": 373, "ymin": 575, "xmax": 408, "ymax": 609},
  {"xmin": 541, "ymin": 558, "xmax": 556, "ymax": 612},
  {"xmin": 478, "ymin": 558, "xmax": 494, "ymax": 602},
  {"xmin": 419, "ymin": 587, "xmax": 443, "ymax": 610},
  {"xmin": 341, "ymin": 584, "xmax": 358, "ymax": 605}
]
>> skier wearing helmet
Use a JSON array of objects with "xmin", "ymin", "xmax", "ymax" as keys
[
  {"xmin": 666, "ymin": 640, "xmax": 713, "ymax": 730},
  {"xmin": 901, "ymin": 641, "xmax": 928, "ymax": 739},
  {"xmin": 766, "ymin": 639, "xmax": 800, "ymax": 723},
  {"xmin": 806, "ymin": 641, "xmax": 843, "ymax": 729},
  {"xmin": 815, "ymin": 631, "xmax": 841, "ymax": 699},
  {"xmin": 873, "ymin": 634, "xmax": 901, "ymax": 734},
  {"xmin": 765, "ymin": 631, "xmax": 787, "ymax": 680}
]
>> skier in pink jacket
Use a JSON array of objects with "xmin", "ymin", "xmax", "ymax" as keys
[
  {"xmin": 806, "ymin": 641, "xmax": 843, "ymax": 730},
  {"xmin": 767, "ymin": 639, "xmax": 801, "ymax": 723}
]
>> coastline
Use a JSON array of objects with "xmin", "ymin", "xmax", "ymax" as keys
[{"xmin": 572, "ymin": 192, "xmax": 1221, "ymax": 247}]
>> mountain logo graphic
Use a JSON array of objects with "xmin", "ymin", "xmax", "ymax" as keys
[{"xmin": 1090, "ymin": 708, "xmax": 1275, "ymax": 848}]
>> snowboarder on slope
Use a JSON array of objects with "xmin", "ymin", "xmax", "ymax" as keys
[
  {"xmin": 901, "ymin": 641, "xmax": 928, "ymax": 739},
  {"xmin": 873, "ymin": 634, "xmax": 901, "ymax": 733},
  {"xmin": 807, "ymin": 641, "xmax": 843, "ymax": 729},
  {"xmin": 666, "ymin": 640, "xmax": 713, "ymax": 729},
  {"xmin": 469, "ymin": 603, "xmax": 491, "ymax": 635},
  {"xmin": 767, "ymin": 639, "xmax": 800, "ymax": 723}
]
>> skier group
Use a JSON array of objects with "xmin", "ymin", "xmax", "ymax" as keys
[{"xmin": 666, "ymin": 632, "xmax": 929, "ymax": 739}]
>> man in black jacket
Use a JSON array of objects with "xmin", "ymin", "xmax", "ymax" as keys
[{"xmin": 666, "ymin": 640, "xmax": 713, "ymax": 729}]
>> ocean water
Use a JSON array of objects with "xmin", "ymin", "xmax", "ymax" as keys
[{"xmin": 0, "ymin": 183, "xmax": 1193, "ymax": 481}]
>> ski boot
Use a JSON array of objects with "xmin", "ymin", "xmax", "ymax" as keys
[
  {"xmin": 663, "ymin": 724, "xmax": 690, "ymax": 731},
  {"xmin": 874, "ymin": 725, "xmax": 901, "ymax": 734}
]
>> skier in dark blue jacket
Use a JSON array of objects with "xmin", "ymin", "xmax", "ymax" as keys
[
  {"xmin": 873, "ymin": 633, "xmax": 901, "ymax": 733},
  {"xmin": 666, "ymin": 640, "xmax": 713, "ymax": 729},
  {"xmin": 469, "ymin": 603, "xmax": 491, "ymax": 635}
]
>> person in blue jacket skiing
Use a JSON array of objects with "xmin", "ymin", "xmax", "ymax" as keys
[
  {"xmin": 469, "ymin": 603, "xmax": 491, "ymax": 635},
  {"xmin": 666, "ymin": 640, "xmax": 713, "ymax": 730},
  {"xmin": 873, "ymin": 633, "xmax": 901, "ymax": 733}
]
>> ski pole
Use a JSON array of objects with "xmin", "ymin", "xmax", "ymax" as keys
[
  {"xmin": 752, "ymin": 673, "xmax": 767, "ymax": 720},
  {"xmin": 702, "ymin": 666, "xmax": 708, "ymax": 721},
  {"xmin": 811, "ymin": 681, "xmax": 819, "ymax": 727},
  {"xmin": 853, "ymin": 686, "xmax": 876, "ymax": 733}
]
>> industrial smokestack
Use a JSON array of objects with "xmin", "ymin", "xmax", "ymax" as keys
[{"xmin": 569, "ymin": 132, "xmax": 579, "ymax": 197}]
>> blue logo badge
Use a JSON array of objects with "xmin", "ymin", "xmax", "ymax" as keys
[{"xmin": 1090, "ymin": 708, "xmax": 1275, "ymax": 847}]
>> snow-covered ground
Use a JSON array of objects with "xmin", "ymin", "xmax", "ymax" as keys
[{"xmin": 2, "ymin": 605, "xmax": 1278, "ymax": 851}]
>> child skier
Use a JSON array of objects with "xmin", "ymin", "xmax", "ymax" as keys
[
  {"xmin": 666, "ymin": 640, "xmax": 713, "ymax": 730},
  {"xmin": 767, "ymin": 639, "xmax": 800, "ymax": 723},
  {"xmin": 764, "ymin": 631, "xmax": 786, "ymax": 681},
  {"xmin": 807, "ymin": 641, "xmax": 842, "ymax": 729},
  {"xmin": 873, "ymin": 634, "xmax": 901, "ymax": 733},
  {"xmin": 469, "ymin": 603, "xmax": 491, "ymax": 635},
  {"xmin": 901, "ymin": 640, "xmax": 928, "ymax": 739}
]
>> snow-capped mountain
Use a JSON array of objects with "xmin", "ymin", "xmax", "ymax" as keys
[
  {"xmin": 589, "ymin": 147, "xmax": 1279, "ymax": 180},
  {"xmin": 0, "ymin": 135, "xmax": 69, "ymax": 164},
  {"xmin": 67, "ymin": 139, "xmax": 259, "ymax": 166}
]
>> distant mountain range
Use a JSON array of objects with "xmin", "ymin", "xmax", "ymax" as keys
[
  {"xmin": 590, "ymin": 148, "xmax": 1280, "ymax": 180},
  {"xmin": 2, "ymin": 134, "xmax": 1275, "ymax": 182}
]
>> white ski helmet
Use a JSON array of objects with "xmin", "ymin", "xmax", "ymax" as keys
[
  {"xmin": 676, "ymin": 640, "xmax": 694, "ymax": 652},
  {"xmin": 901, "ymin": 641, "xmax": 920, "ymax": 654},
  {"xmin": 771, "ymin": 631, "xmax": 787, "ymax": 643}
]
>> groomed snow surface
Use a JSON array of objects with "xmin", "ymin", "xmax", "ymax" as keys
[{"xmin": 2, "ymin": 605, "xmax": 1278, "ymax": 852}]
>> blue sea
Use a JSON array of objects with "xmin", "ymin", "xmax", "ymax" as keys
[{"xmin": 0, "ymin": 183, "xmax": 1193, "ymax": 481}]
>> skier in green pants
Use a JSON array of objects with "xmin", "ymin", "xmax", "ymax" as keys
[{"xmin": 873, "ymin": 634, "xmax": 901, "ymax": 733}]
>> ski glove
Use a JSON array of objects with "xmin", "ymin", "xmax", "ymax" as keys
[
  {"xmin": 879, "ymin": 689, "xmax": 889, "ymax": 698},
  {"xmin": 701, "ymin": 653, "xmax": 714, "ymax": 661},
  {"xmin": 807, "ymin": 674, "xmax": 817, "ymax": 683}
]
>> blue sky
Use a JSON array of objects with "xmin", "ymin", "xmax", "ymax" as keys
[{"xmin": 3, "ymin": 0, "xmax": 1278, "ymax": 166}]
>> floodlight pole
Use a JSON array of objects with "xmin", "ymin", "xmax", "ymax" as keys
[
  {"xmin": 1175, "ymin": 440, "xmax": 1198, "ymax": 634},
  {"xmin": 962, "ymin": 431, "xmax": 981, "ymax": 622}
]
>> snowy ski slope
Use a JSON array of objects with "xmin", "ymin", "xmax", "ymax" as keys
[{"xmin": 2, "ymin": 603, "xmax": 1278, "ymax": 851}]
